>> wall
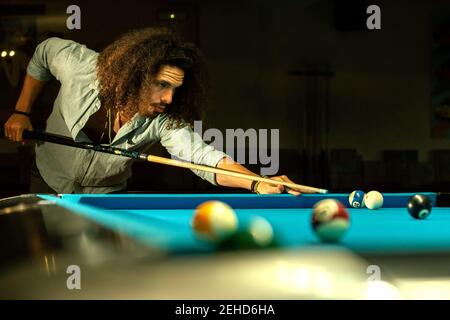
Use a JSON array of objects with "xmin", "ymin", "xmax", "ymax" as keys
[{"xmin": 198, "ymin": 0, "xmax": 450, "ymax": 162}]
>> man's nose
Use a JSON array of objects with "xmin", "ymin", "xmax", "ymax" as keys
[{"xmin": 161, "ymin": 89, "xmax": 173, "ymax": 105}]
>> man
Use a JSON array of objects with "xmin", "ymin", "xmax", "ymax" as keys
[{"xmin": 4, "ymin": 28, "xmax": 300, "ymax": 195}]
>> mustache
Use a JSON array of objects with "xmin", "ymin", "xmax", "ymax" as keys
[{"xmin": 139, "ymin": 104, "xmax": 167, "ymax": 117}]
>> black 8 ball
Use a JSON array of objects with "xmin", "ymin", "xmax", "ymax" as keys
[{"xmin": 407, "ymin": 194, "xmax": 432, "ymax": 219}]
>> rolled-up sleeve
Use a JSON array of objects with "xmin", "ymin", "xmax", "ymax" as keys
[
  {"xmin": 158, "ymin": 116, "xmax": 229, "ymax": 185},
  {"xmin": 27, "ymin": 37, "xmax": 76, "ymax": 82}
]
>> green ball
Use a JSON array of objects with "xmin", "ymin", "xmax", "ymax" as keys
[{"xmin": 218, "ymin": 217, "xmax": 278, "ymax": 250}]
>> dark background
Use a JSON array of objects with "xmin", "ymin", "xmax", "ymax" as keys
[{"xmin": 1, "ymin": 0, "xmax": 450, "ymax": 197}]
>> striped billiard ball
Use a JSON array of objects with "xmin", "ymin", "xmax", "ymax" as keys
[{"xmin": 312, "ymin": 199, "xmax": 350, "ymax": 243}]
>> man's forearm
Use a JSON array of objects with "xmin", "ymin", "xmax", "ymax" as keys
[
  {"xmin": 15, "ymin": 74, "xmax": 45, "ymax": 113},
  {"xmin": 215, "ymin": 157, "xmax": 259, "ymax": 191}
]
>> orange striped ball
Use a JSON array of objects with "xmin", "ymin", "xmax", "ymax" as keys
[{"xmin": 191, "ymin": 201, "xmax": 238, "ymax": 241}]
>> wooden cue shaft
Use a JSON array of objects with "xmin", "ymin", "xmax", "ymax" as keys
[{"xmin": 147, "ymin": 155, "xmax": 328, "ymax": 194}]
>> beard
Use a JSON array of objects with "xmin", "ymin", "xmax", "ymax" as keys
[
  {"xmin": 138, "ymin": 103, "xmax": 166, "ymax": 118},
  {"xmin": 138, "ymin": 109, "xmax": 156, "ymax": 118}
]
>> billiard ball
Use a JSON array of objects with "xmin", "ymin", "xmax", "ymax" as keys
[
  {"xmin": 364, "ymin": 191, "xmax": 384, "ymax": 210},
  {"xmin": 407, "ymin": 194, "xmax": 432, "ymax": 219},
  {"xmin": 191, "ymin": 201, "xmax": 238, "ymax": 242},
  {"xmin": 312, "ymin": 199, "xmax": 350, "ymax": 243},
  {"xmin": 247, "ymin": 216, "xmax": 276, "ymax": 247},
  {"xmin": 218, "ymin": 216, "xmax": 278, "ymax": 250},
  {"xmin": 349, "ymin": 190, "xmax": 365, "ymax": 208}
]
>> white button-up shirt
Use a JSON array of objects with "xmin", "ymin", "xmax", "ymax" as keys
[{"xmin": 27, "ymin": 37, "xmax": 227, "ymax": 193}]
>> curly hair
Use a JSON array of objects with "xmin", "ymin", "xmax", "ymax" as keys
[{"xmin": 96, "ymin": 28, "xmax": 209, "ymax": 129}]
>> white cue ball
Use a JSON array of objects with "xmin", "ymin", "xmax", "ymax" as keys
[{"xmin": 364, "ymin": 191, "xmax": 384, "ymax": 210}]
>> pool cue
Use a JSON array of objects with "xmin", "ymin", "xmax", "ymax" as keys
[{"xmin": 6, "ymin": 129, "xmax": 328, "ymax": 194}]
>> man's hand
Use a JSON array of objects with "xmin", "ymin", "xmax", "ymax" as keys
[
  {"xmin": 4, "ymin": 113, "xmax": 33, "ymax": 142},
  {"xmin": 255, "ymin": 175, "xmax": 301, "ymax": 196}
]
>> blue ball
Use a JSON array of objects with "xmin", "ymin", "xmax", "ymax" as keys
[{"xmin": 349, "ymin": 190, "xmax": 365, "ymax": 208}]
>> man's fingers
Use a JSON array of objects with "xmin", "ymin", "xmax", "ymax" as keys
[
  {"xmin": 13, "ymin": 127, "xmax": 22, "ymax": 142},
  {"xmin": 271, "ymin": 177, "xmax": 285, "ymax": 191},
  {"xmin": 4, "ymin": 125, "xmax": 10, "ymax": 139},
  {"xmin": 12, "ymin": 127, "xmax": 18, "ymax": 141},
  {"xmin": 259, "ymin": 176, "xmax": 302, "ymax": 195},
  {"xmin": 266, "ymin": 183, "xmax": 284, "ymax": 194},
  {"xmin": 7, "ymin": 126, "xmax": 16, "ymax": 141},
  {"xmin": 287, "ymin": 189, "xmax": 301, "ymax": 196},
  {"xmin": 4, "ymin": 115, "xmax": 32, "ymax": 142},
  {"xmin": 271, "ymin": 175, "xmax": 302, "ymax": 195}
]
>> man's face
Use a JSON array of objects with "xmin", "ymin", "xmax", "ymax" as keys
[{"xmin": 138, "ymin": 65, "xmax": 185, "ymax": 117}]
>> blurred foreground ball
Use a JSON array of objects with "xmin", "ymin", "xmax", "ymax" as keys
[
  {"xmin": 218, "ymin": 216, "xmax": 278, "ymax": 250},
  {"xmin": 312, "ymin": 199, "xmax": 350, "ymax": 243},
  {"xmin": 191, "ymin": 201, "xmax": 238, "ymax": 241}
]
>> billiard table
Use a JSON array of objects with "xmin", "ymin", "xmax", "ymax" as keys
[{"xmin": 0, "ymin": 192, "xmax": 449, "ymax": 299}]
